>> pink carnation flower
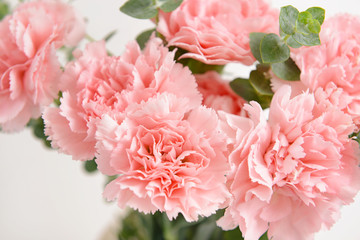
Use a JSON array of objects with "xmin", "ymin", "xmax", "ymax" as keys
[
  {"xmin": 96, "ymin": 93, "xmax": 230, "ymax": 221},
  {"xmin": 196, "ymin": 71, "xmax": 246, "ymax": 115},
  {"xmin": 44, "ymin": 38, "xmax": 202, "ymax": 160},
  {"xmin": 290, "ymin": 14, "xmax": 360, "ymax": 125},
  {"xmin": 0, "ymin": 0, "xmax": 85, "ymax": 131},
  {"xmin": 218, "ymin": 85, "xmax": 360, "ymax": 240},
  {"xmin": 157, "ymin": 0, "xmax": 278, "ymax": 65}
]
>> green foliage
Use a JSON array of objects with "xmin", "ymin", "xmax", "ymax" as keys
[
  {"xmin": 27, "ymin": 117, "xmax": 52, "ymax": 148},
  {"xmin": 136, "ymin": 28, "xmax": 156, "ymax": 49},
  {"xmin": 118, "ymin": 210, "xmax": 153, "ymax": 240},
  {"xmin": 117, "ymin": 209, "xmax": 248, "ymax": 240},
  {"xmin": 249, "ymin": 32, "xmax": 266, "ymax": 63},
  {"xmin": 279, "ymin": 5, "xmax": 299, "ymax": 35},
  {"xmin": 291, "ymin": 32, "xmax": 320, "ymax": 46},
  {"xmin": 174, "ymin": 47, "xmax": 224, "ymax": 74},
  {"xmin": 249, "ymin": 70, "xmax": 273, "ymax": 96},
  {"xmin": 230, "ymin": 68, "xmax": 273, "ymax": 109},
  {"xmin": 181, "ymin": 58, "xmax": 224, "ymax": 74},
  {"xmin": 250, "ymin": 5, "xmax": 325, "ymax": 64},
  {"xmin": 120, "ymin": 0, "xmax": 158, "ymax": 19},
  {"xmin": 157, "ymin": 0, "xmax": 183, "ymax": 12},
  {"xmin": 260, "ymin": 33, "xmax": 290, "ymax": 63},
  {"xmin": 84, "ymin": 158, "xmax": 98, "ymax": 173},
  {"xmin": 120, "ymin": 0, "xmax": 183, "ymax": 19},
  {"xmin": 280, "ymin": 6, "xmax": 325, "ymax": 47},
  {"xmin": 0, "ymin": 1, "xmax": 9, "ymax": 20},
  {"xmin": 349, "ymin": 131, "xmax": 360, "ymax": 146},
  {"xmin": 283, "ymin": 33, "xmax": 302, "ymax": 48},
  {"xmin": 223, "ymin": 228, "xmax": 244, "ymax": 240},
  {"xmin": 230, "ymin": 78, "xmax": 260, "ymax": 102},
  {"xmin": 271, "ymin": 58, "xmax": 301, "ymax": 81},
  {"xmin": 53, "ymin": 91, "xmax": 62, "ymax": 106},
  {"xmin": 295, "ymin": 11, "xmax": 313, "ymax": 33},
  {"xmin": 259, "ymin": 232, "xmax": 269, "ymax": 240},
  {"xmin": 306, "ymin": 7, "xmax": 325, "ymax": 25},
  {"xmin": 104, "ymin": 30, "xmax": 118, "ymax": 42},
  {"xmin": 250, "ymin": 5, "xmax": 324, "ymax": 82}
]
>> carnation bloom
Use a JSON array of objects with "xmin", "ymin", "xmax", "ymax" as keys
[
  {"xmin": 195, "ymin": 71, "xmax": 246, "ymax": 115},
  {"xmin": 95, "ymin": 93, "xmax": 230, "ymax": 221},
  {"xmin": 0, "ymin": 0, "xmax": 85, "ymax": 131},
  {"xmin": 44, "ymin": 38, "xmax": 202, "ymax": 160},
  {"xmin": 218, "ymin": 86, "xmax": 360, "ymax": 240},
  {"xmin": 157, "ymin": 0, "xmax": 278, "ymax": 65},
  {"xmin": 289, "ymin": 14, "xmax": 360, "ymax": 125}
]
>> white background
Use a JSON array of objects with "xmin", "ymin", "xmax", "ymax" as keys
[{"xmin": 0, "ymin": 0, "xmax": 359, "ymax": 239}]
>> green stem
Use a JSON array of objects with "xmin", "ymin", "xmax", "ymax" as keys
[
  {"xmin": 282, "ymin": 34, "xmax": 290, "ymax": 43},
  {"xmin": 85, "ymin": 34, "xmax": 96, "ymax": 42}
]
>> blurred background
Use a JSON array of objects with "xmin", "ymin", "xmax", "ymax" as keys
[{"xmin": 0, "ymin": 0, "xmax": 359, "ymax": 239}]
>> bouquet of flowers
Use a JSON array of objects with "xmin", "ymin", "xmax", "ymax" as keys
[{"xmin": 1, "ymin": 0, "xmax": 360, "ymax": 239}]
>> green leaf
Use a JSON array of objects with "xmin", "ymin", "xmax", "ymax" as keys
[
  {"xmin": 84, "ymin": 158, "xmax": 98, "ymax": 173},
  {"xmin": 285, "ymin": 35, "xmax": 302, "ymax": 48},
  {"xmin": 249, "ymin": 71, "xmax": 273, "ymax": 96},
  {"xmin": 279, "ymin": 28, "xmax": 301, "ymax": 48},
  {"xmin": 0, "ymin": 3, "xmax": 9, "ymax": 21},
  {"xmin": 175, "ymin": 47, "xmax": 224, "ymax": 74},
  {"xmin": 256, "ymin": 63, "xmax": 271, "ymax": 73},
  {"xmin": 120, "ymin": 0, "xmax": 158, "ymax": 19},
  {"xmin": 193, "ymin": 221, "xmax": 217, "ymax": 240},
  {"xmin": 297, "ymin": 11, "xmax": 312, "ymax": 24},
  {"xmin": 271, "ymin": 58, "xmax": 301, "ymax": 81},
  {"xmin": 259, "ymin": 232, "xmax": 269, "ymax": 240},
  {"xmin": 230, "ymin": 78, "xmax": 260, "ymax": 103},
  {"xmin": 224, "ymin": 228, "xmax": 244, "ymax": 240},
  {"xmin": 292, "ymin": 32, "xmax": 320, "ymax": 46},
  {"xmin": 103, "ymin": 30, "xmax": 117, "ymax": 42},
  {"xmin": 306, "ymin": 7, "xmax": 325, "ymax": 25},
  {"xmin": 158, "ymin": 0, "xmax": 183, "ymax": 12},
  {"xmin": 249, "ymin": 32, "xmax": 266, "ymax": 63},
  {"xmin": 278, "ymin": 6, "xmax": 324, "ymax": 47},
  {"xmin": 260, "ymin": 33, "xmax": 290, "ymax": 63},
  {"xmin": 257, "ymin": 95, "xmax": 272, "ymax": 109},
  {"xmin": 27, "ymin": 118, "xmax": 46, "ymax": 139},
  {"xmin": 279, "ymin": 5, "xmax": 299, "ymax": 35},
  {"xmin": 118, "ymin": 210, "xmax": 152, "ymax": 240},
  {"xmin": 54, "ymin": 91, "xmax": 62, "ymax": 106},
  {"xmin": 27, "ymin": 117, "xmax": 52, "ymax": 148},
  {"xmin": 120, "ymin": 0, "xmax": 183, "ymax": 19},
  {"xmin": 296, "ymin": 11, "xmax": 313, "ymax": 34},
  {"xmin": 279, "ymin": 27, "xmax": 287, "ymax": 38},
  {"xmin": 44, "ymin": 139, "xmax": 52, "ymax": 148},
  {"xmin": 349, "ymin": 131, "xmax": 360, "ymax": 146},
  {"xmin": 230, "ymin": 73, "xmax": 273, "ymax": 109},
  {"xmin": 136, "ymin": 28, "xmax": 156, "ymax": 49},
  {"xmin": 307, "ymin": 19, "xmax": 321, "ymax": 33},
  {"xmin": 296, "ymin": 10, "xmax": 321, "ymax": 34},
  {"xmin": 183, "ymin": 58, "xmax": 224, "ymax": 74}
]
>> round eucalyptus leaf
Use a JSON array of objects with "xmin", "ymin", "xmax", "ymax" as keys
[{"xmin": 260, "ymin": 33, "xmax": 290, "ymax": 63}]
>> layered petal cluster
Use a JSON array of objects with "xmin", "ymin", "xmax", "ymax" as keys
[
  {"xmin": 96, "ymin": 93, "xmax": 230, "ymax": 221},
  {"xmin": 44, "ymin": 38, "xmax": 202, "ymax": 160},
  {"xmin": 0, "ymin": 0, "xmax": 85, "ymax": 131},
  {"xmin": 218, "ymin": 86, "xmax": 360, "ymax": 240},
  {"xmin": 157, "ymin": 0, "xmax": 278, "ymax": 65},
  {"xmin": 290, "ymin": 14, "xmax": 360, "ymax": 125},
  {"xmin": 196, "ymin": 71, "xmax": 246, "ymax": 115}
]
